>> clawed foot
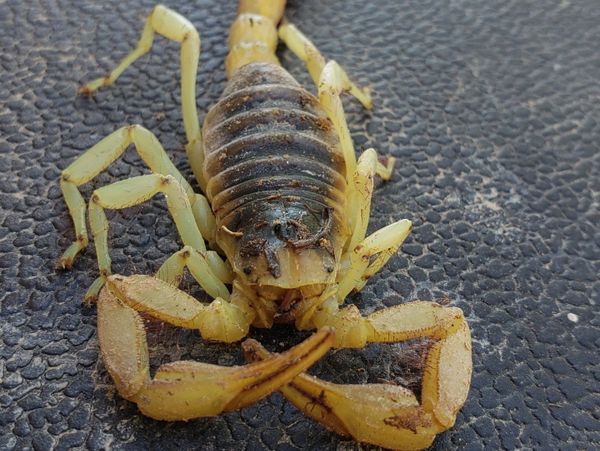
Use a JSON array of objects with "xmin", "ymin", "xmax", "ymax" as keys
[{"xmin": 246, "ymin": 301, "xmax": 472, "ymax": 450}]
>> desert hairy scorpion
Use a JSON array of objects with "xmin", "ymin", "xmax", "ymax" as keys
[{"xmin": 58, "ymin": 1, "xmax": 472, "ymax": 449}]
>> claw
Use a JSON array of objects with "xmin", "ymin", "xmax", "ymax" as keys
[
  {"xmin": 84, "ymin": 276, "xmax": 105, "ymax": 304},
  {"xmin": 97, "ymin": 287, "xmax": 334, "ymax": 421},
  {"xmin": 135, "ymin": 329, "xmax": 333, "ymax": 420},
  {"xmin": 56, "ymin": 243, "xmax": 78, "ymax": 269},
  {"xmin": 245, "ymin": 342, "xmax": 438, "ymax": 450},
  {"xmin": 245, "ymin": 301, "xmax": 472, "ymax": 451},
  {"xmin": 78, "ymin": 75, "xmax": 110, "ymax": 96}
]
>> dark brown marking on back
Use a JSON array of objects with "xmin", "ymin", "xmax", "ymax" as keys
[{"xmin": 203, "ymin": 62, "xmax": 347, "ymax": 278}]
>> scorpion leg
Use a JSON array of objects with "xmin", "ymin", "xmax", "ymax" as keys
[
  {"xmin": 97, "ymin": 284, "xmax": 334, "ymax": 420},
  {"xmin": 58, "ymin": 126, "xmax": 215, "ymax": 269},
  {"xmin": 345, "ymin": 148, "xmax": 398, "ymax": 252},
  {"xmin": 105, "ymin": 274, "xmax": 246, "ymax": 342},
  {"xmin": 246, "ymin": 301, "xmax": 472, "ymax": 450},
  {"xmin": 338, "ymin": 219, "xmax": 413, "ymax": 301},
  {"xmin": 79, "ymin": 6, "xmax": 201, "ymax": 152},
  {"xmin": 278, "ymin": 23, "xmax": 372, "ymax": 110},
  {"xmin": 156, "ymin": 245, "xmax": 232, "ymax": 292},
  {"xmin": 319, "ymin": 67, "xmax": 394, "ymax": 251},
  {"xmin": 86, "ymin": 174, "xmax": 218, "ymax": 301}
]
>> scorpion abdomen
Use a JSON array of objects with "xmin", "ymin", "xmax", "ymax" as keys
[{"xmin": 202, "ymin": 62, "xmax": 347, "ymax": 287}]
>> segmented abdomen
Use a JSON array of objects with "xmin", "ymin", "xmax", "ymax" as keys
[{"xmin": 202, "ymin": 63, "xmax": 346, "ymax": 235}]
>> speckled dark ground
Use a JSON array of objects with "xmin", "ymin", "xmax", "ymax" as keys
[{"xmin": 1, "ymin": 0, "xmax": 599, "ymax": 450}]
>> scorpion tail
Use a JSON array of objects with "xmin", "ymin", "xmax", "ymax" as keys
[{"xmin": 226, "ymin": 0, "xmax": 287, "ymax": 78}]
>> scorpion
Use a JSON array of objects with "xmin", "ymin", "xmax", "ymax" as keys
[{"xmin": 57, "ymin": 1, "xmax": 472, "ymax": 449}]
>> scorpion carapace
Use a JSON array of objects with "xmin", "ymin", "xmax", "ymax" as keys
[{"xmin": 57, "ymin": 0, "xmax": 472, "ymax": 449}]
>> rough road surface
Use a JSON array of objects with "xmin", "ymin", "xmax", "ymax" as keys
[{"xmin": 1, "ymin": 0, "xmax": 599, "ymax": 450}]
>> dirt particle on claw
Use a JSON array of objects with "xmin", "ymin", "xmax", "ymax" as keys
[{"xmin": 384, "ymin": 407, "xmax": 432, "ymax": 433}]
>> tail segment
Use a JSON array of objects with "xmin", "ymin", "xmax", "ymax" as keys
[{"xmin": 226, "ymin": 0, "xmax": 287, "ymax": 78}]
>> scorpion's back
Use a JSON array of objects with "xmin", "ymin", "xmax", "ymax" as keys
[{"xmin": 202, "ymin": 62, "xmax": 348, "ymax": 289}]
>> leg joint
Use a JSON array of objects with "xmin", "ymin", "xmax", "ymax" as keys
[
  {"xmin": 184, "ymin": 29, "xmax": 200, "ymax": 46},
  {"xmin": 180, "ymin": 245, "xmax": 194, "ymax": 259},
  {"xmin": 126, "ymin": 124, "xmax": 142, "ymax": 133},
  {"xmin": 160, "ymin": 174, "xmax": 174, "ymax": 185}
]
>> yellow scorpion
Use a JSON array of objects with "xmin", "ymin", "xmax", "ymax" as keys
[{"xmin": 58, "ymin": 1, "xmax": 472, "ymax": 449}]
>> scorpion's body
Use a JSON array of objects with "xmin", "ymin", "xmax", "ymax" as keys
[
  {"xmin": 57, "ymin": 1, "xmax": 472, "ymax": 449},
  {"xmin": 206, "ymin": 62, "xmax": 345, "ymax": 323}
]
